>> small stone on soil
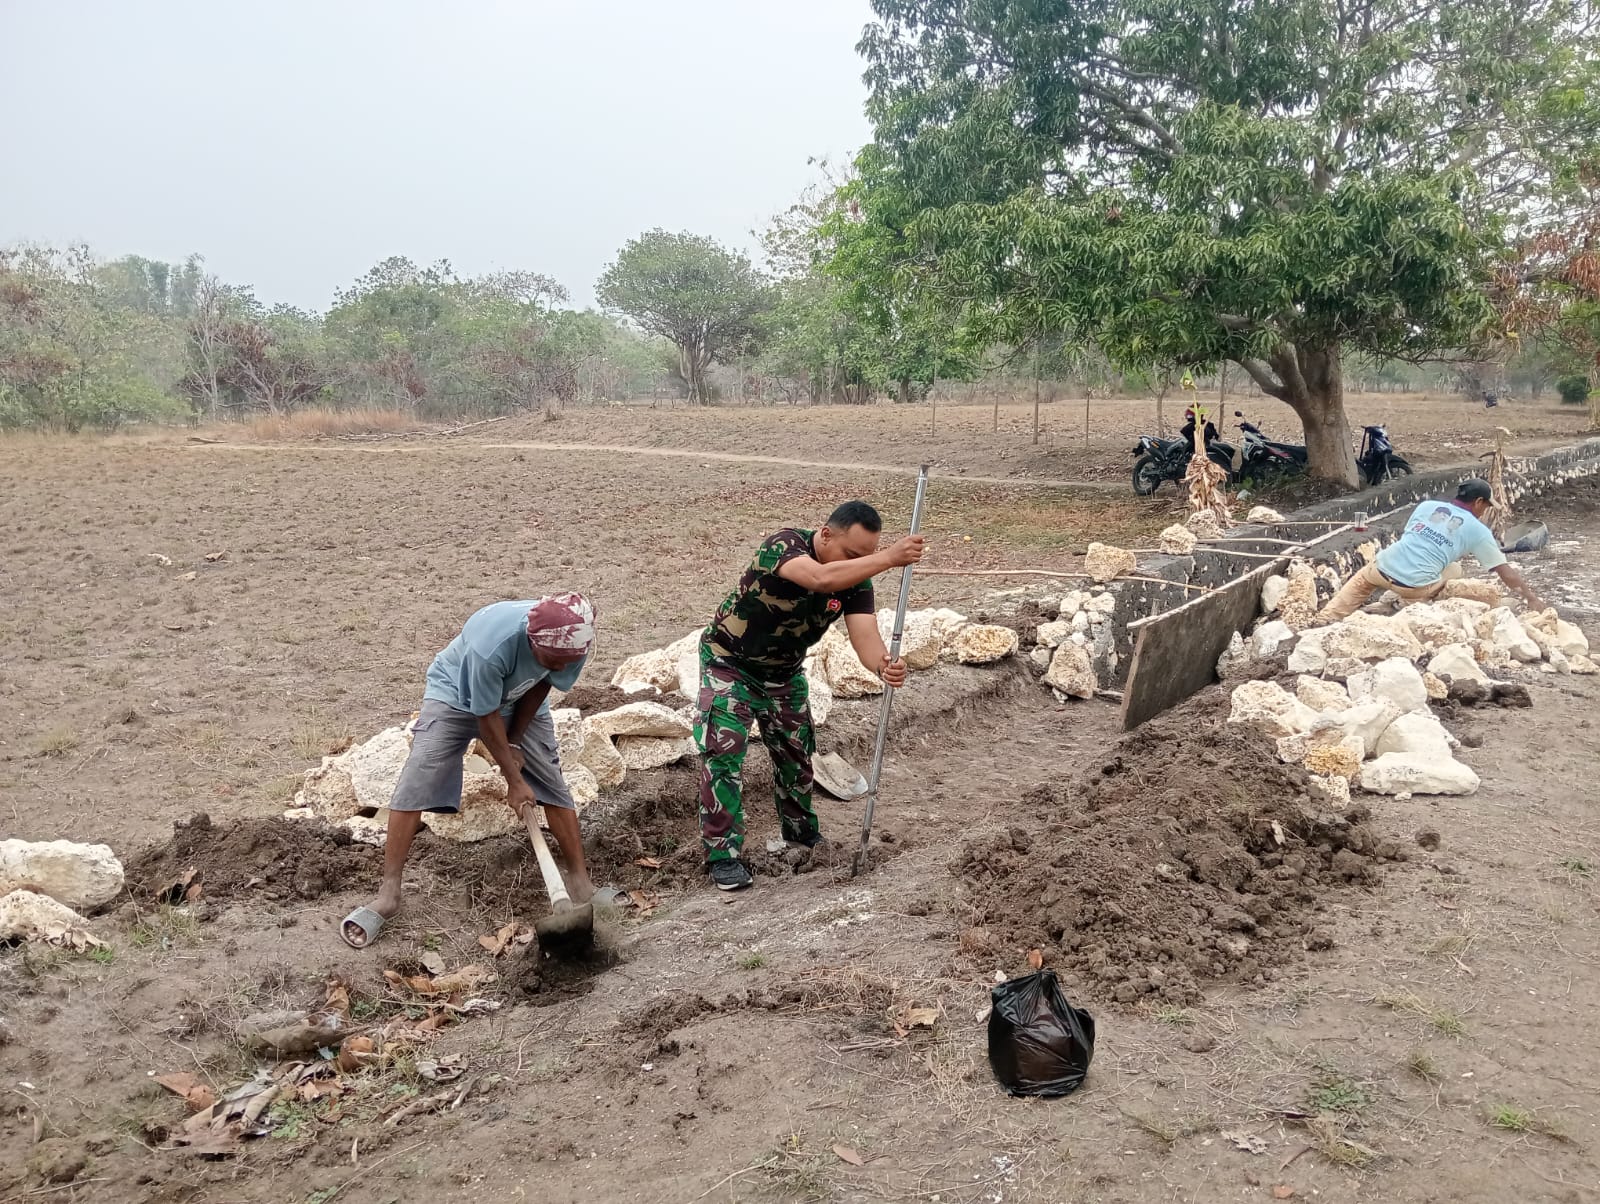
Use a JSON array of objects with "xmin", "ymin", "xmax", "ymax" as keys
[{"xmin": 1415, "ymin": 828, "xmax": 1442, "ymax": 851}]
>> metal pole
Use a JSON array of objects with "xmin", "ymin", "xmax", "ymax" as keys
[{"xmin": 852, "ymin": 464, "xmax": 930, "ymax": 878}]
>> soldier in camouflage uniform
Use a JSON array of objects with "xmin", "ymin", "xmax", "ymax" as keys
[{"xmin": 696, "ymin": 501, "xmax": 925, "ymax": 891}]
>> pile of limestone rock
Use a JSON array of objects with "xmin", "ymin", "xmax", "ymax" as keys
[
  {"xmin": 1222, "ymin": 558, "xmax": 1594, "ymax": 803},
  {"xmin": 288, "ymin": 609, "xmax": 1025, "ymax": 846},
  {"xmin": 0, "ymin": 839, "xmax": 124, "ymax": 949}
]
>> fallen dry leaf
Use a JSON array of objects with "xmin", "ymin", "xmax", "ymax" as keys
[
  {"xmin": 324, "ymin": 978, "xmax": 351, "ymax": 1018},
  {"xmin": 1273, "ymin": 1187, "xmax": 1296, "ymax": 1200},
  {"xmin": 389, "ymin": 964, "xmax": 497, "ymax": 997},
  {"xmin": 179, "ymin": 571, "xmax": 197, "ymax": 582},
  {"xmin": 416, "ymin": 1056, "xmax": 465, "ymax": 1083},
  {"xmin": 832, "ymin": 1144, "xmax": 865, "ymax": 1167},
  {"xmin": 296, "ymin": 1079, "xmax": 342, "ymax": 1103},
  {"xmin": 904, "ymin": 1006, "xmax": 938, "ymax": 1029},
  {"xmin": 627, "ymin": 889, "xmax": 660, "ymax": 916},
  {"xmin": 420, "ymin": 951, "xmax": 447, "ymax": 977},
  {"xmin": 335, "ymin": 1036, "xmax": 375, "ymax": 1073},
  {"xmin": 203, "ymin": 551, "xmax": 226, "ymax": 562},
  {"xmin": 147, "ymin": 553, "xmax": 173, "ymax": 566},
  {"xmin": 155, "ymin": 1072, "xmax": 217, "ymax": 1113},
  {"xmin": 633, "ymin": 856, "xmax": 662, "ymax": 869},
  {"xmin": 1026, "ymin": 948, "xmax": 1043, "ymax": 970},
  {"xmin": 477, "ymin": 922, "xmax": 525, "ymax": 958},
  {"xmin": 1223, "ymin": 1130, "xmax": 1268, "ymax": 1155},
  {"xmin": 415, "ymin": 1013, "xmax": 451, "ymax": 1033}
]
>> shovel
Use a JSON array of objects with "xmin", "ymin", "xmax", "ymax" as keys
[
  {"xmin": 520, "ymin": 806, "xmax": 593, "ymax": 959},
  {"xmin": 851, "ymin": 464, "xmax": 930, "ymax": 877}
]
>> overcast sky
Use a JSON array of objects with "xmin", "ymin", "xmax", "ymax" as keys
[{"xmin": 0, "ymin": 0, "xmax": 876, "ymax": 311}]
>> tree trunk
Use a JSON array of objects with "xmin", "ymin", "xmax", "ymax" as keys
[{"xmin": 1243, "ymin": 342, "xmax": 1359, "ymax": 486}]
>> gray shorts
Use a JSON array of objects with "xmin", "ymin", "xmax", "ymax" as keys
[{"xmin": 389, "ymin": 699, "xmax": 576, "ymax": 813}]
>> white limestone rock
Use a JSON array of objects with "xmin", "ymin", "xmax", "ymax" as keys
[
  {"xmin": 1397, "ymin": 602, "xmax": 1473, "ymax": 650},
  {"xmin": 1084, "ymin": 542, "xmax": 1138, "ymax": 583},
  {"xmin": 1308, "ymin": 774, "xmax": 1352, "ymax": 808},
  {"xmin": 1029, "ymin": 646, "xmax": 1053, "ymax": 670},
  {"xmin": 1044, "ymin": 642, "xmax": 1097, "ymax": 699},
  {"xmin": 0, "ymin": 889, "xmax": 101, "ymax": 949},
  {"xmin": 669, "ymin": 632, "xmax": 702, "ymax": 698},
  {"xmin": 0, "ymin": 840, "xmax": 125, "ymax": 912},
  {"xmin": 1252, "ymin": 620, "xmax": 1295, "ymax": 659},
  {"xmin": 1260, "ymin": 575, "xmax": 1290, "ymax": 615},
  {"xmin": 1296, "ymin": 676, "xmax": 1351, "ymax": 712},
  {"xmin": 610, "ymin": 647, "xmax": 677, "ymax": 695},
  {"xmin": 577, "ymin": 722, "xmax": 627, "ymax": 788},
  {"xmin": 1035, "ymin": 620, "xmax": 1073, "ymax": 650},
  {"xmin": 1375, "ymin": 711, "xmax": 1456, "ymax": 761},
  {"xmin": 1440, "ymin": 578, "xmax": 1502, "ymax": 606},
  {"xmin": 587, "ymin": 700, "xmax": 695, "ymax": 740},
  {"xmin": 1359, "ymin": 752, "xmax": 1479, "ymax": 797},
  {"xmin": 805, "ymin": 658, "xmax": 834, "ymax": 727},
  {"xmin": 1427, "ymin": 643, "xmax": 1489, "ymax": 685},
  {"xmin": 875, "ymin": 608, "xmax": 944, "ymax": 671},
  {"xmin": 1347, "ymin": 657, "xmax": 1429, "ymax": 715},
  {"xmin": 1247, "ymin": 505, "xmax": 1286, "ymax": 524},
  {"xmin": 1480, "ymin": 609, "xmax": 1542, "ymax": 663},
  {"xmin": 1571, "ymin": 654, "xmax": 1600, "ymax": 675},
  {"xmin": 553, "ymin": 707, "xmax": 586, "ymax": 763},
  {"xmin": 1309, "ymin": 698, "xmax": 1403, "ymax": 758},
  {"xmin": 294, "ymin": 726, "xmax": 411, "ymax": 821},
  {"xmin": 1286, "ymin": 628, "xmax": 1329, "ymax": 674},
  {"xmin": 1279, "ymin": 559, "xmax": 1321, "ymax": 630},
  {"xmin": 949, "ymin": 624, "xmax": 1019, "ymax": 665},
  {"xmin": 1186, "ymin": 510, "xmax": 1225, "ymax": 539},
  {"xmin": 1228, "ymin": 680, "xmax": 1318, "ymax": 739},
  {"xmin": 1320, "ymin": 613, "xmax": 1424, "ymax": 662},
  {"xmin": 1303, "ymin": 734, "xmax": 1367, "ymax": 782},
  {"xmin": 817, "ymin": 624, "xmax": 883, "ymax": 699},
  {"xmin": 1159, "ymin": 524, "xmax": 1199, "ymax": 555},
  {"xmin": 614, "ymin": 735, "xmax": 696, "ymax": 771},
  {"xmin": 1423, "ymin": 672, "xmax": 1448, "ymax": 701}
]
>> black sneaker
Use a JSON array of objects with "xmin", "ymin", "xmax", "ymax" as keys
[
  {"xmin": 709, "ymin": 859, "xmax": 753, "ymax": 891},
  {"xmin": 785, "ymin": 830, "xmax": 827, "ymax": 850}
]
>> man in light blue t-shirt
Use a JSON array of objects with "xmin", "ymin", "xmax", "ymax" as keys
[
  {"xmin": 342, "ymin": 593, "xmax": 595, "ymax": 949},
  {"xmin": 1320, "ymin": 479, "xmax": 1547, "ymax": 622}
]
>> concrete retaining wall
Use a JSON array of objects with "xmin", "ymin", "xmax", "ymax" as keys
[{"xmin": 1098, "ymin": 437, "xmax": 1600, "ymax": 688}]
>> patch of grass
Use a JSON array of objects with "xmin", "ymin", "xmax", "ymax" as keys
[
  {"xmin": 268, "ymin": 1099, "xmax": 319, "ymax": 1141},
  {"xmin": 240, "ymin": 407, "xmax": 421, "ymax": 442},
  {"xmin": 1305, "ymin": 1116, "xmax": 1379, "ymax": 1168},
  {"xmin": 1375, "ymin": 990, "xmax": 1467, "ymax": 1039},
  {"xmin": 1488, "ymin": 1104, "xmax": 1535, "ymax": 1133},
  {"xmin": 131, "ymin": 905, "xmax": 201, "ymax": 950},
  {"xmin": 1151, "ymin": 1004, "xmax": 1195, "ymax": 1026},
  {"xmin": 1405, "ymin": 1049, "xmax": 1441, "ymax": 1084},
  {"xmin": 736, "ymin": 952, "xmax": 768, "ymax": 970},
  {"xmin": 33, "ymin": 725, "xmax": 81, "ymax": 758},
  {"xmin": 290, "ymin": 707, "xmax": 351, "ymax": 762},
  {"xmin": 1309, "ymin": 1072, "xmax": 1373, "ymax": 1117},
  {"xmin": 86, "ymin": 944, "xmax": 117, "ymax": 966},
  {"xmin": 1558, "ymin": 855, "xmax": 1595, "ymax": 881},
  {"xmin": 1123, "ymin": 1109, "xmax": 1215, "ymax": 1147}
]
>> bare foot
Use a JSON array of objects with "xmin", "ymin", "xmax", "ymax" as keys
[
  {"xmin": 566, "ymin": 872, "xmax": 597, "ymax": 905},
  {"xmin": 342, "ymin": 880, "xmax": 402, "ymax": 948}
]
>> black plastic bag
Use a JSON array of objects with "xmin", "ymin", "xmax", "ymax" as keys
[{"xmin": 986, "ymin": 969, "xmax": 1095, "ymax": 1098}]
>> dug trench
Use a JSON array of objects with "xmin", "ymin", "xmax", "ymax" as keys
[{"xmin": 7, "ymin": 645, "xmax": 1600, "ymax": 1202}]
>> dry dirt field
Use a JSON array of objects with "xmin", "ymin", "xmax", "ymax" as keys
[{"xmin": 3, "ymin": 400, "xmax": 1600, "ymax": 1204}]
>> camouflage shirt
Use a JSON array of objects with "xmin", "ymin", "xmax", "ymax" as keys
[{"xmin": 704, "ymin": 528, "xmax": 875, "ymax": 678}]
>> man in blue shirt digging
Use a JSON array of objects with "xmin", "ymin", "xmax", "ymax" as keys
[
  {"xmin": 1318, "ymin": 479, "xmax": 1547, "ymax": 622},
  {"xmin": 341, "ymin": 593, "xmax": 595, "ymax": 949}
]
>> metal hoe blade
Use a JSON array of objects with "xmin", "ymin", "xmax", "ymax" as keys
[{"xmin": 851, "ymin": 464, "xmax": 930, "ymax": 877}]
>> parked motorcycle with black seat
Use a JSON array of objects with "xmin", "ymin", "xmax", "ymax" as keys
[
  {"xmin": 1355, "ymin": 423, "xmax": 1413, "ymax": 486},
  {"xmin": 1130, "ymin": 432, "xmax": 1236, "ymax": 495},
  {"xmin": 1233, "ymin": 410, "xmax": 1308, "ymax": 482}
]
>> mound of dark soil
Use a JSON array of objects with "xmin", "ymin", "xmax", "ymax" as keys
[
  {"xmin": 126, "ymin": 813, "xmax": 375, "ymax": 903},
  {"xmin": 560, "ymin": 683, "xmax": 663, "ymax": 714},
  {"xmin": 954, "ymin": 693, "xmax": 1406, "ymax": 1006}
]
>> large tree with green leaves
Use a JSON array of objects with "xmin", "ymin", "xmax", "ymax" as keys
[
  {"xmin": 855, "ymin": 0, "xmax": 1600, "ymax": 481},
  {"xmin": 597, "ymin": 230, "xmax": 772, "ymax": 403}
]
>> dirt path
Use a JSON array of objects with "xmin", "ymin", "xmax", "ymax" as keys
[{"xmin": 182, "ymin": 437, "xmax": 1128, "ymax": 492}]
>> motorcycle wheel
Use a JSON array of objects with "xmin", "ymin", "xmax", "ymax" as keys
[
  {"xmin": 1366, "ymin": 456, "xmax": 1414, "ymax": 486},
  {"xmin": 1132, "ymin": 455, "xmax": 1164, "ymax": 496}
]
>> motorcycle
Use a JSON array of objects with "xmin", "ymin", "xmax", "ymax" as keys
[
  {"xmin": 1355, "ymin": 423, "xmax": 1413, "ymax": 486},
  {"xmin": 1130, "ymin": 432, "xmax": 1236, "ymax": 496},
  {"xmin": 1233, "ymin": 410, "xmax": 1307, "ymax": 482}
]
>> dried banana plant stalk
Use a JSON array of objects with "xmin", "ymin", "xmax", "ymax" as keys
[
  {"xmin": 1184, "ymin": 426, "xmax": 1232, "ymax": 526},
  {"xmin": 1481, "ymin": 426, "xmax": 1513, "ymax": 541}
]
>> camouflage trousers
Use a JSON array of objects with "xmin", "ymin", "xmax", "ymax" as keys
[{"xmin": 694, "ymin": 645, "xmax": 818, "ymax": 863}]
